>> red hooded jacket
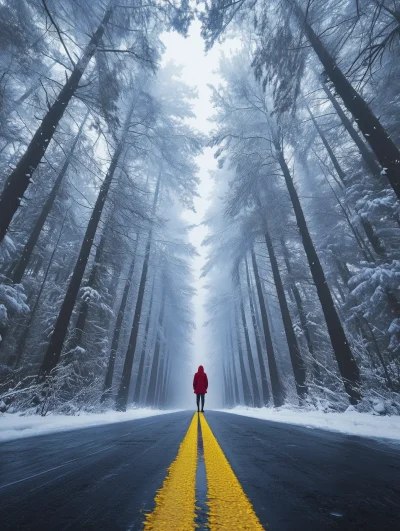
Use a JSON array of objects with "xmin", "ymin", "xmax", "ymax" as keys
[{"xmin": 193, "ymin": 365, "xmax": 208, "ymax": 394}]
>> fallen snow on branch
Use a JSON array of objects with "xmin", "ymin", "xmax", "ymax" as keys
[
  {"xmin": 219, "ymin": 406, "xmax": 400, "ymax": 442},
  {"xmin": 0, "ymin": 408, "xmax": 175, "ymax": 443}
]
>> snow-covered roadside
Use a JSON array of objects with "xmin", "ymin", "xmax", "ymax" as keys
[
  {"xmin": 218, "ymin": 406, "xmax": 400, "ymax": 442},
  {"xmin": 0, "ymin": 408, "xmax": 177, "ymax": 443}
]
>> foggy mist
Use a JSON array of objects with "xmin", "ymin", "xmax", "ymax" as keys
[{"xmin": 1, "ymin": 0, "xmax": 400, "ymax": 439}]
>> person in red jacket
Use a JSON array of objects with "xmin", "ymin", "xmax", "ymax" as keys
[{"xmin": 193, "ymin": 365, "xmax": 208, "ymax": 412}]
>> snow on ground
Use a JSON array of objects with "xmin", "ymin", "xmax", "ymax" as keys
[
  {"xmin": 0, "ymin": 408, "xmax": 176, "ymax": 443},
  {"xmin": 219, "ymin": 406, "xmax": 400, "ymax": 442}
]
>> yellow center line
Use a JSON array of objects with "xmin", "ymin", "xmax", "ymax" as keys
[
  {"xmin": 200, "ymin": 413, "xmax": 264, "ymax": 530},
  {"xmin": 143, "ymin": 413, "xmax": 265, "ymax": 530},
  {"xmin": 143, "ymin": 414, "xmax": 198, "ymax": 530}
]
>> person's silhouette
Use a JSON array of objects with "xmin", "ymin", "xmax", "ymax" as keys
[{"xmin": 193, "ymin": 365, "xmax": 208, "ymax": 412}]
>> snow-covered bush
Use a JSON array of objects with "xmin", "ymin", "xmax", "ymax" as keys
[
  {"xmin": 0, "ymin": 236, "xmax": 16, "ymax": 265},
  {"xmin": 0, "ymin": 283, "xmax": 29, "ymax": 317},
  {"xmin": 348, "ymin": 261, "xmax": 400, "ymax": 362},
  {"xmin": 0, "ymin": 282, "xmax": 29, "ymax": 342}
]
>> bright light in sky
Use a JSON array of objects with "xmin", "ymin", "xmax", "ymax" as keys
[
  {"xmin": 160, "ymin": 20, "xmax": 234, "ymax": 385},
  {"xmin": 161, "ymin": 20, "xmax": 223, "ymax": 135}
]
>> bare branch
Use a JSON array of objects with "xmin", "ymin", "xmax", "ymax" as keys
[{"xmin": 41, "ymin": 0, "xmax": 76, "ymax": 68}]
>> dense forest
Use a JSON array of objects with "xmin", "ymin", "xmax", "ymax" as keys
[
  {"xmin": 0, "ymin": 0, "xmax": 200, "ymax": 414},
  {"xmin": 202, "ymin": 0, "xmax": 400, "ymax": 413},
  {"xmin": 0, "ymin": 0, "xmax": 399, "ymax": 416}
]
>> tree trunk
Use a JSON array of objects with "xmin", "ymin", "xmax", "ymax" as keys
[
  {"xmin": 223, "ymin": 357, "xmax": 231, "ymax": 406},
  {"xmin": 228, "ymin": 328, "xmax": 241, "ymax": 404},
  {"xmin": 360, "ymin": 217, "xmax": 386, "ymax": 257},
  {"xmin": 67, "ymin": 223, "xmax": 108, "ymax": 353},
  {"xmin": 222, "ymin": 362, "xmax": 229, "ymax": 407},
  {"xmin": 163, "ymin": 359, "xmax": 172, "ymax": 406},
  {"xmin": 234, "ymin": 304, "xmax": 253, "ymax": 406},
  {"xmin": 154, "ymin": 349, "xmax": 165, "ymax": 407},
  {"xmin": 320, "ymin": 81, "xmax": 381, "ymax": 178},
  {"xmin": 306, "ymin": 104, "xmax": 386, "ymax": 257},
  {"xmin": 251, "ymin": 276, "xmax": 266, "ymax": 350},
  {"xmin": 281, "ymin": 238, "xmax": 320, "ymax": 380},
  {"xmin": 115, "ymin": 174, "xmax": 161, "ymax": 411},
  {"xmin": 160, "ymin": 355, "xmax": 170, "ymax": 406},
  {"xmin": 11, "ymin": 112, "xmax": 89, "ymax": 284},
  {"xmin": 274, "ymin": 137, "xmax": 361, "ymax": 404},
  {"xmin": 156, "ymin": 338, "xmax": 169, "ymax": 408},
  {"xmin": 363, "ymin": 318, "xmax": 393, "ymax": 390},
  {"xmin": 251, "ymin": 248, "xmax": 284, "ymax": 406},
  {"xmin": 263, "ymin": 227, "xmax": 308, "ymax": 399},
  {"xmin": 290, "ymin": 0, "xmax": 400, "ymax": 200},
  {"xmin": 320, "ymin": 171, "xmax": 375, "ymax": 261},
  {"xmin": 245, "ymin": 256, "xmax": 270, "ymax": 405},
  {"xmin": 52, "ymin": 252, "xmax": 68, "ymax": 285},
  {"xmin": 221, "ymin": 364, "xmax": 227, "ymax": 408},
  {"xmin": 31, "ymin": 256, "xmax": 44, "ymax": 279},
  {"xmin": 103, "ymin": 263, "xmax": 123, "ymax": 336},
  {"xmin": 39, "ymin": 100, "xmax": 130, "ymax": 377},
  {"xmin": 132, "ymin": 273, "xmax": 156, "ymax": 404},
  {"xmin": 101, "ymin": 237, "xmax": 139, "ymax": 401},
  {"xmin": 335, "ymin": 256, "xmax": 352, "ymax": 285},
  {"xmin": 12, "ymin": 213, "xmax": 68, "ymax": 366},
  {"xmin": 146, "ymin": 289, "xmax": 166, "ymax": 406},
  {"xmin": 237, "ymin": 268, "xmax": 262, "ymax": 407},
  {"xmin": 227, "ymin": 359, "xmax": 236, "ymax": 406},
  {"xmin": 0, "ymin": 4, "xmax": 114, "ymax": 242},
  {"xmin": 158, "ymin": 346, "xmax": 169, "ymax": 408}
]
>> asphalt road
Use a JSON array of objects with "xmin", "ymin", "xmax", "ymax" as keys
[
  {"xmin": 206, "ymin": 412, "xmax": 400, "ymax": 530},
  {"xmin": 0, "ymin": 410, "xmax": 399, "ymax": 530}
]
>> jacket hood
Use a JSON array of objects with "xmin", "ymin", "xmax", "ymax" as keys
[{"xmin": 198, "ymin": 365, "xmax": 204, "ymax": 373}]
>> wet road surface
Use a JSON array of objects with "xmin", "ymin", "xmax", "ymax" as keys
[{"xmin": 0, "ymin": 410, "xmax": 399, "ymax": 530}]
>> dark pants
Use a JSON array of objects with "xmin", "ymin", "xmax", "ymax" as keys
[{"xmin": 196, "ymin": 393, "xmax": 205, "ymax": 411}]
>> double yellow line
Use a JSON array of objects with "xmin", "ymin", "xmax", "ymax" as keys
[{"xmin": 143, "ymin": 413, "xmax": 264, "ymax": 530}]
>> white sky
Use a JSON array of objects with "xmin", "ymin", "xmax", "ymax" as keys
[{"xmin": 161, "ymin": 21, "xmax": 223, "ymax": 376}]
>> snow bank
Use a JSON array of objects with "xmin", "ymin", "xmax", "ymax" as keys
[
  {"xmin": 0, "ymin": 408, "xmax": 176, "ymax": 443},
  {"xmin": 219, "ymin": 406, "xmax": 400, "ymax": 442}
]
